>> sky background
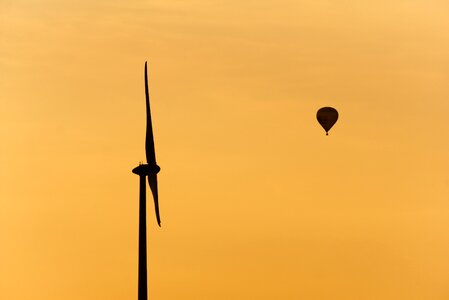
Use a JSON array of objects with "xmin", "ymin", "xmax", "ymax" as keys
[{"xmin": 1, "ymin": 0, "xmax": 449, "ymax": 299}]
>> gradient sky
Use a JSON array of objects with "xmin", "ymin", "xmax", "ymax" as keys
[{"xmin": 1, "ymin": 1, "xmax": 449, "ymax": 299}]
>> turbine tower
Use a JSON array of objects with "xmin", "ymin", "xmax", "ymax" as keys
[{"xmin": 132, "ymin": 61, "xmax": 161, "ymax": 300}]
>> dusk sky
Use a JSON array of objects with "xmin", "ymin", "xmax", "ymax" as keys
[{"xmin": 1, "ymin": 1, "xmax": 449, "ymax": 299}]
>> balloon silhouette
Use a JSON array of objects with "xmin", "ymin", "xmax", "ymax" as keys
[{"xmin": 317, "ymin": 107, "xmax": 338, "ymax": 135}]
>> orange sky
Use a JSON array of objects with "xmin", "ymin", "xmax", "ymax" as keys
[{"xmin": 1, "ymin": 1, "xmax": 449, "ymax": 299}]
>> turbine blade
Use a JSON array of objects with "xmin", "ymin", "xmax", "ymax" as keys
[
  {"xmin": 148, "ymin": 174, "xmax": 161, "ymax": 227},
  {"xmin": 144, "ymin": 62, "xmax": 157, "ymax": 165}
]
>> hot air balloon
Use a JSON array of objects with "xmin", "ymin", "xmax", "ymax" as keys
[{"xmin": 317, "ymin": 107, "xmax": 338, "ymax": 135}]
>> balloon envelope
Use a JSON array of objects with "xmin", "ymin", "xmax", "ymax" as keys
[{"xmin": 317, "ymin": 107, "xmax": 338, "ymax": 135}]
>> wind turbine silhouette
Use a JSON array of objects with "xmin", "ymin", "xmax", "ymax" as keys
[{"xmin": 132, "ymin": 61, "xmax": 161, "ymax": 300}]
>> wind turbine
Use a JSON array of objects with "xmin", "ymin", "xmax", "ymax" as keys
[{"xmin": 132, "ymin": 61, "xmax": 161, "ymax": 300}]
